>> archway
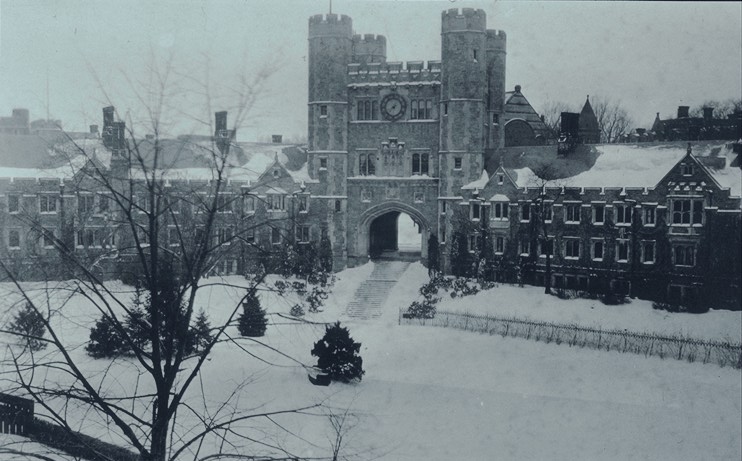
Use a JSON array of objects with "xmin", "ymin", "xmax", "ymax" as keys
[
  {"xmin": 358, "ymin": 202, "xmax": 430, "ymax": 263},
  {"xmin": 504, "ymin": 119, "xmax": 536, "ymax": 147}
]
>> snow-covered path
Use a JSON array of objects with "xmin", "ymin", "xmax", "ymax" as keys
[{"xmin": 345, "ymin": 261, "xmax": 410, "ymax": 319}]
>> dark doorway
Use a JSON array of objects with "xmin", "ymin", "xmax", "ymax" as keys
[{"xmin": 369, "ymin": 211, "xmax": 422, "ymax": 260}]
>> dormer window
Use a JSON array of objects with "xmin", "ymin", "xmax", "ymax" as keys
[
  {"xmin": 680, "ymin": 163, "xmax": 694, "ymax": 176},
  {"xmin": 497, "ymin": 173, "xmax": 504, "ymax": 185},
  {"xmin": 272, "ymin": 169, "xmax": 279, "ymax": 179}
]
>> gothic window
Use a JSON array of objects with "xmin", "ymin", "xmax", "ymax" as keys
[
  {"xmin": 671, "ymin": 199, "xmax": 703, "ymax": 225},
  {"xmin": 644, "ymin": 207, "xmax": 656, "ymax": 226},
  {"xmin": 267, "ymin": 194, "xmax": 285, "ymax": 211},
  {"xmin": 615, "ymin": 204, "xmax": 632, "ymax": 225},
  {"xmin": 78, "ymin": 194, "xmax": 96, "ymax": 214},
  {"xmin": 673, "ymin": 245, "xmax": 695, "ymax": 267},
  {"xmin": 495, "ymin": 236, "xmax": 505, "ymax": 254},
  {"xmin": 564, "ymin": 239, "xmax": 580, "ymax": 259},
  {"xmin": 7, "ymin": 195, "xmax": 20, "ymax": 214},
  {"xmin": 492, "ymin": 202, "xmax": 508, "ymax": 220},
  {"xmin": 616, "ymin": 239, "xmax": 630, "ymax": 262},
  {"xmin": 593, "ymin": 204, "xmax": 605, "ymax": 224},
  {"xmin": 39, "ymin": 194, "xmax": 58, "ymax": 214},
  {"xmin": 564, "ymin": 204, "xmax": 580, "ymax": 224},
  {"xmin": 642, "ymin": 241, "xmax": 656, "ymax": 264},
  {"xmin": 591, "ymin": 239, "xmax": 604, "ymax": 260}
]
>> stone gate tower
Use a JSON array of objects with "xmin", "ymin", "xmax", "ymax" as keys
[{"xmin": 306, "ymin": 8, "xmax": 506, "ymax": 269}]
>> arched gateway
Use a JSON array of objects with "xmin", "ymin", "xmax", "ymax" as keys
[{"xmin": 355, "ymin": 202, "xmax": 431, "ymax": 264}]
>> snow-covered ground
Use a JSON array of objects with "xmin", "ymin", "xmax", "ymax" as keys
[{"xmin": 1, "ymin": 263, "xmax": 740, "ymax": 460}]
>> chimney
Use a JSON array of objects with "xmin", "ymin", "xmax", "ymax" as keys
[
  {"xmin": 703, "ymin": 107, "xmax": 713, "ymax": 120},
  {"xmin": 272, "ymin": 134, "xmax": 283, "ymax": 144},
  {"xmin": 103, "ymin": 106, "xmax": 115, "ymax": 128},
  {"xmin": 215, "ymin": 111, "xmax": 228, "ymax": 136},
  {"xmin": 89, "ymin": 124, "xmax": 99, "ymax": 136},
  {"xmin": 677, "ymin": 106, "xmax": 690, "ymax": 119}
]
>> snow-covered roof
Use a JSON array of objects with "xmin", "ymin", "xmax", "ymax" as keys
[
  {"xmin": 462, "ymin": 171, "xmax": 489, "ymax": 190},
  {"xmin": 508, "ymin": 142, "xmax": 741, "ymax": 196},
  {"xmin": 489, "ymin": 193, "xmax": 510, "ymax": 202}
]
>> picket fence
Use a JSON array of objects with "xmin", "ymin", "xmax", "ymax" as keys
[{"xmin": 400, "ymin": 309, "xmax": 742, "ymax": 369}]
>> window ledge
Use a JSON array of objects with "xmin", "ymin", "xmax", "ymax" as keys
[
  {"xmin": 565, "ymin": 256, "xmax": 579, "ymax": 260},
  {"xmin": 592, "ymin": 258, "xmax": 603, "ymax": 262},
  {"xmin": 592, "ymin": 222, "xmax": 604, "ymax": 226}
]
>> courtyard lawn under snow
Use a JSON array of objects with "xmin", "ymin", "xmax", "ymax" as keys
[{"xmin": 1, "ymin": 262, "xmax": 741, "ymax": 460}]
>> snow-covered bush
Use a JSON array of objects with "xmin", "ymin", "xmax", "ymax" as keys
[
  {"xmin": 290, "ymin": 304, "xmax": 305, "ymax": 317},
  {"xmin": 311, "ymin": 322, "xmax": 364, "ymax": 383}
]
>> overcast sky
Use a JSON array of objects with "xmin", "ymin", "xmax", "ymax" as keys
[{"xmin": 1, "ymin": 0, "xmax": 740, "ymax": 141}]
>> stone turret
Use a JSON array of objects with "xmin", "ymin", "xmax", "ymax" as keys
[{"xmin": 486, "ymin": 29, "xmax": 506, "ymax": 149}]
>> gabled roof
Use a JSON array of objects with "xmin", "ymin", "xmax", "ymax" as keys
[
  {"xmin": 504, "ymin": 141, "xmax": 741, "ymax": 196},
  {"xmin": 462, "ymin": 170, "xmax": 489, "ymax": 190},
  {"xmin": 503, "ymin": 85, "xmax": 549, "ymax": 135}
]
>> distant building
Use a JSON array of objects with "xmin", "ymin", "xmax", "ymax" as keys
[{"xmin": 652, "ymin": 106, "xmax": 742, "ymax": 142}]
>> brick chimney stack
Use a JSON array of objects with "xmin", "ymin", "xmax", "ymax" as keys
[{"xmin": 677, "ymin": 106, "xmax": 690, "ymax": 119}]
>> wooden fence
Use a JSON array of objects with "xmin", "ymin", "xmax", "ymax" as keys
[
  {"xmin": 400, "ymin": 309, "xmax": 742, "ymax": 369},
  {"xmin": 0, "ymin": 393, "xmax": 34, "ymax": 436}
]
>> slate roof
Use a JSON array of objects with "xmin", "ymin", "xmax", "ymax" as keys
[
  {"xmin": 503, "ymin": 86, "xmax": 549, "ymax": 137},
  {"xmin": 578, "ymin": 97, "xmax": 600, "ymax": 133}
]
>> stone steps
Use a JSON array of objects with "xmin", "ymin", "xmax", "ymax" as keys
[{"xmin": 346, "ymin": 261, "xmax": 410, "ymax": 319}]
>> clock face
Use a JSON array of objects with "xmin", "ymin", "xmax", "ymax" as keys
[{"xmin": 381, "ymin": 94, "xmax": 407, "ymax": 121}]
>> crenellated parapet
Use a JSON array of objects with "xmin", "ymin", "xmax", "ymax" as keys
[
  {"xmin": 308, "ymin": 13, "xmax": 353, "ymax": 38},
  {"xmin": 486, "ymin": 29, "xmax": 507, "ymax": 51},
  {"xmin": 347, "ymin": 60, "xmax": 442, "ymax": 86},
  {"xmin": 352, "ymin": 34, "xmax": 387, "ymax": 64},
  {"xmin": 441, "ymin": 8, "xmax": 487, "ymax": 33}
]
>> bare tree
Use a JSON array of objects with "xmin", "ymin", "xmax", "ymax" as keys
[
  {"xmin": 0, "ymin": 57, "xmax": 329, "ymax": 461},
  {"xmin": 590, "ymin": 96, "xmax": 633, "ymax": 143},
  {"xmin": 689, "ymin": 98, "xmax": 742, "ymax": 118},
  {"xmin": 540, "ymin": 100, "xmax": 574, "ymax": 141}
]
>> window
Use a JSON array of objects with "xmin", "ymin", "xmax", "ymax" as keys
[
  {"xmin": 472, "ymin": 49, "xmax": 478, "ymax": 61},
  {"xmin": 564, "ymin": 239, "xmax": 580, "ymax": 259},
  {"xmin": 168, "ymin": 228, "xmax": 180, "ymax": 247},
  {"xmin": 77, "ymin": 229, "xmax": 96, "ymax": 248},
  {"xmin": 519, "ymin": 239, "xmax": 530, "ymax": 256},
  {"xmin": 410, "ymin": 99, "xmax": 432, "ymax": 120},
  {"xmin": 680, "ymin": 163, "xmax": 694, "ymax": 176},
  {"xmin": 674, "ymin": 245, "xmax": 695, "ymax": 267},
  {"xmin": 8, "ymin": 229, "xmax": 20, "ymax": 249},
  {"xmin": 468, "ymin": 234, "xmax": 480, "ymax": 253},
  {"xmin": 335, "ymin": 199, "xmax": 342, "ymax": 212},
  {"xmin": 672, "ymin": 199, "xmax": 703, "ymax": 225},
  {"xmin": 426, "ymin": 100, "xmax": 432, "ymax": 119},
  {"xmin": 243, "ymin": 195, "xmax": 255, "ymax": 213},
  {"xmin": 267, "ymin": 194, "xmax": 285, "ymax": 211},
  {"xmin": 271, "ymin": 227, "xmax": 281, "ymax": 245},
  {"xmin": 495, "ymin": 236, "xmax": 505, "ymax": 254},
  {"xmin": 98, "ymin": 195, "xmax": 110, "ymax": 214},
  {"xmin": 497, "ymin": 173, "xmax": 504, "ymax": 184},
  {"xmin": 357, "ymin": 100, "xmax": 378, "ymax": 121},
  {"xmin": 272, "ymin": 169, "xmax": 279, "ymax": 179},
  {"xmin": 412, "ymin": 153, "xmax": 429, "ymax": 175},
  {"xmin": 453, "ymin": 157, "xmax": 462, "ymax": 170},
  {"xmin": 136, "ymin": 194, "xmax": 151, "ymax": 214},
  {"xmin": 440, "ymin": 228, "xmax": 446, "ymax": 244},
  {"xmin": 359, "ymin": 153, "xmax": 376, "ymax": 176},
  {"xmin": 78, "ymin": 195, "xmax": 95, "ymax": 214},
  {"xmin": 542, "ymin": 204, "xmax": 553, "ymax": 222},
  {"xmin": 296, "ymin": 225, "xmax": 310, "ymax": 243},
  {"xmin": 616, "ymin": 239, "xmax": 629, "ymax": 262},
  {"xmin": 593, "ymin": 204, "xmax": 605, "ymax": 224},
  {"xmin": 539, "ymin": 239, "xmax": 554, "ymax": 257},
  {"xmin": 615, "ymin": 204, "xmax": 632, "ymax": 225},
  {"xmin": 361, "ymin": 189, "xmax": 371, "ymax": 202},
  {"xmin": 642, "ymin": 241, "xmax": 655, "ymax": 264},
  {"xmin": 440, "ymin": 201, "xmax": 447, "ymax": 215},
  {"xmin": 217, "ymin": 194, "xmax": 233, "ymax": 213},
  {"xmin": 411, "ymin": 100, "xmax": 418, "ymax": 120},
  {"xmin": 245, "ymin": 228, "xmax": 256, "ymax": 244},
  {"xmin": 520, "ymin": 203, "xmax": 531, "ymax": 222},
  {"xmin": 319, "ymin": 105, "xmax": 327, "ymax": 117},
  {"xmin": 644, "ymin": 207, "xmax": 656, "ymax": 226},
  {"xmin": 443, "ymin": 103, "xmax": 448, "ymax": 116},
  {"xmin": 470, "ymin": 201, "xmax": 481, "ymax": 220},
  {"xmin": 414, "ymin": 192, "xmax": 424, "ymax": 203},
  {"xmin": 40, "ymin": 228, "xmax": 55, "ymax": 248},
  {"xmin": 297, "ymin": 195, "xmax": 308, "ymax": 212},
  {"xmin": 39, "ymin": 194, "xmax": 57, "ymax": 214},
  {"xmin": 564, "ymin": 204, "xmax": 580, "ymax": 223},
  {"xmin": 8, "ymin": 195, "xmax": 20, "ymax": 214},
  {"xmin": 216, "ymin": 227, "xmax": 233, "ymax": 245},
  {"xmin": 592, "ymin": 240, "xmax": 604, "ymax": 261},
  {"xmin": 319, "ymin": 157, "xmax": 328, "ymax": 169},
  {"xmin": 492, "ymin": 202, "xmax": 509, "ymax": 220}
]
